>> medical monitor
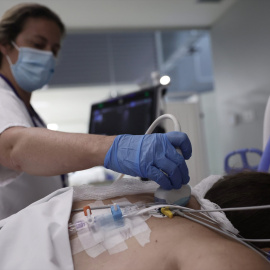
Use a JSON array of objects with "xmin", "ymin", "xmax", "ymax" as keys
[{"xmin": 89, "ymin": 86, "xmax": 164, "ymax": 136}]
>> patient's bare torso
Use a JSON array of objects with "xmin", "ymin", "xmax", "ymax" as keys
[{"xmin": 70, "ymin": 194, "xmax": 269, "ymax": 270}]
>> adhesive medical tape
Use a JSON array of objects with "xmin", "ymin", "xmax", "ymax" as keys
[
  {"xmin": 85, "ymin": 244, "xmax": 106, "ymax": 258},
  {"xmin": 134, "ymin": 228, "xmax": 151, "ymax": 246},
  {"xmin": 73, "ymin": 198, "xmax": 152, "ymax": 257},
  {"xmin": 70, "ymin": 237, "xmax": 84, "ymax": 255},
  {"xmin": 108, "ymin": 242, "xmax": 128, "ymax": 255}
]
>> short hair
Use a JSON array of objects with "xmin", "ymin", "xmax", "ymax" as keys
[
  {"xmin": 0, "ymin": 3, "xmax": 66, "ymax": 66},
  {"xmin": 205, "ymin": 171, "xmax": 270, "ymax": 248}
]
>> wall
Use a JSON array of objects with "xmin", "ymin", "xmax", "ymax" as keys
[
  {"xmin": 31, "ymin": 85, "xmax": 137, "ymax": 133},
  {"xmin": 201, "ymin": 0, "xmax": 270, "ymax": 174},
  {"xmin": 165, "ymin": 95, "xmax": 210, "ymax": 186}
]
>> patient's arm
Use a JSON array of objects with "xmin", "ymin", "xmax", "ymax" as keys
[{"xmin": 70, "ymin": 195, "xmax": 270, "ymax": 270}]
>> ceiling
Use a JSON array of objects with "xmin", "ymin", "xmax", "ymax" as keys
[{"xmin": 0, "ymin": 0, "xmax": 240, "ymax": 31}]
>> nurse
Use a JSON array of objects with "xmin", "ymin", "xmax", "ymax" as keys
[{"xmin": 0, "ymin": 3, "xmax": 192, "ymax": 219}]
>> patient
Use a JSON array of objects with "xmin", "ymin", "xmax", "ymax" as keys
[
  {"xmin": 205, "ymin": 171, "xmax": 270, "ymax": 249},
  {"xmin": 70, "ymin": 171, "xmax": 270, "ymax": 270}
]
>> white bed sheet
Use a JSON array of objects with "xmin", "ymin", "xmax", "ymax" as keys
[{"xmin": 0, "ymin": 187, "xmax": 74, "ymax": 270}]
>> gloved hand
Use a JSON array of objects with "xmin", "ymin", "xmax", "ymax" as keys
[{"xmin": 104, "ymin": 131, "xmax": 192, "ymax": 190}]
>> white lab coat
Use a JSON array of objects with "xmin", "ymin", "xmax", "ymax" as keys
[{"xmin": 0, "ymin": 76, "xmax": 62, "ymax": 219}]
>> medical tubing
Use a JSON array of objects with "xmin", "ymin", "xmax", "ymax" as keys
[
  {"xmin": 114, "ymin": 114, "xmax": 182, "ymax": 182},
  {"xmin": 73, "ymin": 202, "xmax": 270, "ymax": 225},
  {"xmin": 131, "ymin": 203, "xmax": 270, "ymax": 216},
  {"xmin": 71, "ymin": 202, "xmax": 150, "ymax": 212},
  {"xmin": 130, "ymin": 203, "xmax": 270, "ymax": 243},
  {"xmin": 187, "ymin": 212, "xmax": 220, "ymax": 225},
  {"xmin": 193, "ymin": 211, "xmax": 227, "ymax": 225},
  {"xmin": 71, "ymin": 201, "xmax": 270, "ymax": 245},
  {"xmin": 174, "ymin": 210, "xmax": 270, "ymax": 263},
  {"xmin": 124, "ymin": 204, "xmax": 170, "ymax": 218},
  {"xmin": 180, "ymin": 204, "xmax": 270, "ymax": 213},
  {"xmin": 241, "ymin": 239, "xmax": 270, "ymax": 242}
]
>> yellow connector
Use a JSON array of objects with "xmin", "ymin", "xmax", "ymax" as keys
[{"xmin": 161, "ymin": 207, "xmax": 174, "ymax": 218}]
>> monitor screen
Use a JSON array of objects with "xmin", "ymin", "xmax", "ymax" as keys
[{"xmin": 89, "ymin": 86, "xmax": 163, "ymax": 136}]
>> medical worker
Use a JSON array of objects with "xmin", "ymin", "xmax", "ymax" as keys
[{"xmin": 0, "ymin": 3, "xmax": 192, "ymax": 219}]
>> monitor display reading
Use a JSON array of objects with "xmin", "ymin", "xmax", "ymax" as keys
[{"xmin": 89, "ymin": 87, "xmax": 160, "ymax": 136}]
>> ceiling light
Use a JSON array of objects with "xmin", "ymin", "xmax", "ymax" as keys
[{"xmin": 160, "ymin": 75, "xmax": 171, "ymax": 86}]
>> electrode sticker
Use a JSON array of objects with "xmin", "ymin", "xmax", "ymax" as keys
[{"xmin": 71, "ymin": 198, "xmax": 151, "ymax": 257}]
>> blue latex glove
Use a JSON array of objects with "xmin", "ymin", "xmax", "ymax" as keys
[{"xmin": 104, "ymin": 131, "xmax": 192, "ymax": 190}]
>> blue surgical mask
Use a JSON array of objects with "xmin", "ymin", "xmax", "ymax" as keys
[{"xmin": 6, "ymin": 41, "xmax": 56, "ymax": 92}]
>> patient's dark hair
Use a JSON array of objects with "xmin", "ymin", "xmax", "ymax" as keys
[{"xmin": 205, "ymin": 171, "xmax": 270, "ymax": 248}]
